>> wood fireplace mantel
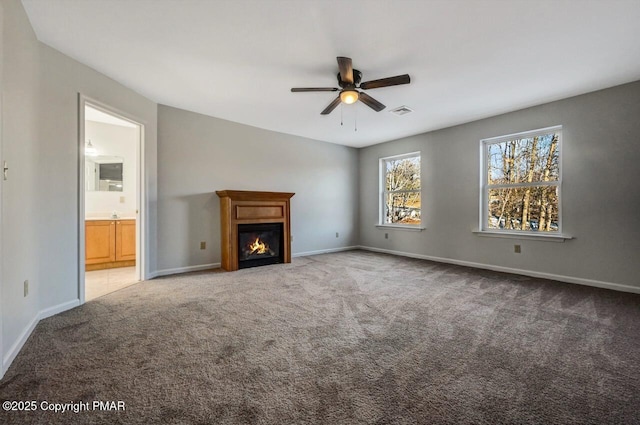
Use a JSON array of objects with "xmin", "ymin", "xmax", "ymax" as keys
[{"xmin": 216, "ymin": 190, "xmax": 295, "ymax": 271}]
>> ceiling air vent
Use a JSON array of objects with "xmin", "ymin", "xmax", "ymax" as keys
[{"xmin": 389, "ymin": 105, "xmax": 413, "ymax": 116}]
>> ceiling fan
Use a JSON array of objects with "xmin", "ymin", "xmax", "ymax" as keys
[{"xmin": 291, "ymin": 57, "xmax": 410, "ymax": 115}]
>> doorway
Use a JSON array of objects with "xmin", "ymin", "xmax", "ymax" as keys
[{"xmin": 79, "ymin": 96, "xmax": 144, "ymax": 302}]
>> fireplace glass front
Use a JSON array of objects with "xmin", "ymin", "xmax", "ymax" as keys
[{"xmin": 237, "ymin": 223, "xmax": 283, "ymax": 269}]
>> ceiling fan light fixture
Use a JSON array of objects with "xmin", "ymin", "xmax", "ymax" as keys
[
  {"xmin": 290, "ymin": 57, "xmax": 410, "ymax": 115},
  {"xmin": 340, "ymin": 90, "xmax": 359, "ymax": 105}
]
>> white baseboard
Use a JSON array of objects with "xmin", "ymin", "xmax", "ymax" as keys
[
  {"xmin": 293, "ymin": 246, "xmax": 359, "ymax": 258},
  {"xmin": 2, "ymin": 299, "xmax": 82, "ymax": 379},
  {"xmin": 39, "ymin": 299, "xmax": 80, "ymax": 320},
  {"xmin": 2, "ymin": 314, "xmax": 39, "ymax": 378},
  {"xmin": 357, "ymin": 245, "xmax": 640, "ymax": 294},
  {"xmin": 2, "ymin": 247, "xmax": 634, "ymax": 380},
  {"xmin": 150, "ymin": 249, "xmax": 360, "ymax": 277},
  {"xmin": 150, "ymin": 248, "xmax": 361, "ymax": 277},
  {"xmin": 151, "ymin": 263, "xmax": 221, "ymax": 279},
  {"xmin": 149, "ymin": 246, "xmax": 360, "ymax": 278}
]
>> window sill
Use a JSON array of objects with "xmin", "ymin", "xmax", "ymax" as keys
[
  {"xmin": 473, "ymin": 230, "xmax": 573, "ymax": 242},
  {"xmin": 376, "ymin": 224, "xmax": 425, "ymax": 232}
]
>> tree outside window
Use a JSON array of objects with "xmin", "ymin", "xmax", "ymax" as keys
[
  {"xmin": 380, "ymin": 153, "xmax": 421, "ymax": 226},
  {"xmin": 482, "ymin": 127, "xmax": 561, "ymax": 233}
]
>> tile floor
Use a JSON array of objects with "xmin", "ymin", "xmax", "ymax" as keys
[{"xmin": 85, "ymin": 266, "xmax": 139, "ymax": 301}]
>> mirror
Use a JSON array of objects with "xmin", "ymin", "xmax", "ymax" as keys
[{"xmin": 86, "ymin": 156, "xmax": 124, "ymax": 192}]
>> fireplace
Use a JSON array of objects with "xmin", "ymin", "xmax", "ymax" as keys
[
  {"xmin": 216, "ymin": 190, "xmax": 294, "ymax": 271},
  {"xmin": 238, "ymin": 223, "xmax": 283, "ymax": 269}
]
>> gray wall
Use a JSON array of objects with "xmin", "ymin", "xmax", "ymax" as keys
[
  {"xmin": 1, "ymin": 0, "xmax": 638, "ymax": 379},
  {"xmin": 1, "ymin": 0, "xmax": 158, "ymax": 374},
  {"xmin": 157, "ymin": 105, "xmax": 359, "ymax": 272},
  {"xmin": 359, "ymin": 81, "xmax": 640, "ymax": 289},
  {"xmin": 1, "ymin": 0, "xmax": 40, "ymax": 365},
  {"xmin": 39, "ymin": 43, "xmax": 158, "ymax": 299}
]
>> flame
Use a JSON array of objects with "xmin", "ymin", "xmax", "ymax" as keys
[{"xmin": 249, "ymin": 237, "xmax": 269, "ymax": 255}]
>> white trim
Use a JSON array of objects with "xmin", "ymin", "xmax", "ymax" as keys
[
  {"xmin": 78, "ymin": 96, "xmax": 86, "ymax": 303},
  {"xmin": 292, "ymin": 246, "xmax": 358, "ymax": 258},
  {"xmin": 473, "ymin": 230, "xmax": 572, "ymax": 242},
  {"xmin": 78, "ymin": 94, "xmax": 147, "ymax": 303},
  {"xmin": 376, "ymin": 224, "xmax": 425, "ymax": 232},
  {"xmin": 82, "ymin": 100, "xmax": 146, "ymax": 128},
  {"xmin": 480, "ymin": 125, "xmax": 563, "ymax": 234},
  {"xmin": 379, "ymin": 151, "xmax": 422, "ymax": 227},
  {"xmin": 2, "ymin": 247, "xmax": 636, "ymax": 377},
  {"xmin": 382, "ymin": 189, "xmax": 422, "ymax": 194},
  {"xmin": 357, "ymin": 245, "xmax": 640, "ymax": 294},
  {"xmin": 379, "ymin": 151, "xmax": 421, "ymax": 162},
  {"xmin": 138, "ymin": 125, "xmax": 147, "ymax": 280},
  {"xmin": 0, "ymin": 1, "xmax": 4, "ymax": 378},
  {"xmin": 488, "ymin": 181, "xmax": 559, "ymax": 190},
  {"xmin": 480, "ymin": 125, "xmax": 563, "ymax": 144},
  {"xmin": 2, "ymin": 315, "xmax": 38, "ymax": 377},
  {"xmin": 39, "ymin": 299, "xmax": 80, "ymax": 320},
  {"xmin": 151, "ymin": 263, "xmax": 221, "ymax": 279},
  {"xmin": 2, "ymin": 299, "xmax": 80, "ymax": 378},
  {"xmin": 153, "ymin": 248, "xmax": 364, "ymax": 276},
  {"xmin": 152, "ymin": 248, "xmax": 362, "ymax": 276}
]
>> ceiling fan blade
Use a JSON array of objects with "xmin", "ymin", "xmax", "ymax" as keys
[
  {"xmin": 337, "ymin": 57, "xmax": 354, "ymax": 84},
  {"xmin": 320, "ymin": 96, "xmax": 342, "ymax": 115},
  {"xmin": 358, "ymin": 91, "xmax": 385, "ymax": 112},
  {"xmin": 291, "ymin": 87, "xmax": 339, "ymax": 92},
  {"xmin": 360, "ymin": 74, "xmax": 410, "ymax": 90}
]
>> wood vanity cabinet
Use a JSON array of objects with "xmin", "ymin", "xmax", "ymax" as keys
[
  {"xmin": 115, "ymin": 220, "xmax": 136, "ymax": 261},
  {"xmin": 85, "ymin": 219, "xmax": 136, "ymax": 270},
  {"xmin": 86, "ymin": 220, "xmax": 115, "ymax": 264}
]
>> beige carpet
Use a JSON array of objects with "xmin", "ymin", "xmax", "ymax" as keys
[{"xmin": 1, "ymin": 251, "xmax": 639, "ymax": 424}]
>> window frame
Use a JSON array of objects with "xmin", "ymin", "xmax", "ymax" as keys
[
  {"xmin": 379, "ymin": 151, "xmax": 422, "ymax": 228},
  {"xmin": 479, "ymin": 125, "xmax": 564, "ymax": 238}
]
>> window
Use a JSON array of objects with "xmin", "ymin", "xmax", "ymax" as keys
[
  {"xmin": 380, "ymin": 152, "xmax": 421, "ymax": 226},
  {"xmin": 481, "ymin": 126, "xmax": 562, "ymax": 234}
]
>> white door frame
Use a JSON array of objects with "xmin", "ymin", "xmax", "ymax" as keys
[
  {"xmin": 78, "ymin": 94, "xmax": 146, "ymax": 304},
  {"xmin": 0, "ymin": 0, "xmax": 5, "ymax": 377}
]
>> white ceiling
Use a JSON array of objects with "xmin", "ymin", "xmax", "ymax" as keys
[{"xmin": 22, "ymin": 0, "xmax": 640, "ymax": 148}]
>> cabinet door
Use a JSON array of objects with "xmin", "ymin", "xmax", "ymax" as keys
[
  {"xmin": 116, "ymin": 220, "xmax": 136, "ymax": 261},
  {"xmin": 86, "ymin": 220, "xmax": 116, "ymax": 264}
]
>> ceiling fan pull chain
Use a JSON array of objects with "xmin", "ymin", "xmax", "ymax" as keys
[
  {"xmin": 354, "ymin": 103, "xmax": 358, "ymax": 132},
  {"xmin": 340, "ymin": 103, "xmax": 344, "ymax": 126}
]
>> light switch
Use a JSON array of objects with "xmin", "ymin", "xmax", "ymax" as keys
[
  {"xmin": 120, "ymin": 196, "xmax": 125, "ymax": 203},
  {"xmin": 3, "ymin": 161, "xmax": 8, "ymax": 180}
]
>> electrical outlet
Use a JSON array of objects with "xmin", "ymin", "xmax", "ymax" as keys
[
  {"xmin": 335, "ymin": 232, "xmax": 339, "ymax": 238},
  {"xmin": 200, "ymin": 241, "xmax": 206, "ymax": 250},
  {"xmin": 514, "ymin": 244, "xmax": 521, "ymax": 254},
  {"xmin": 385, "ymin": 233, "xmax": 389, "ymax": 239},
  {"xmin": 24, "ymin": 280, "xmax": 29, "ymax": 297}
]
